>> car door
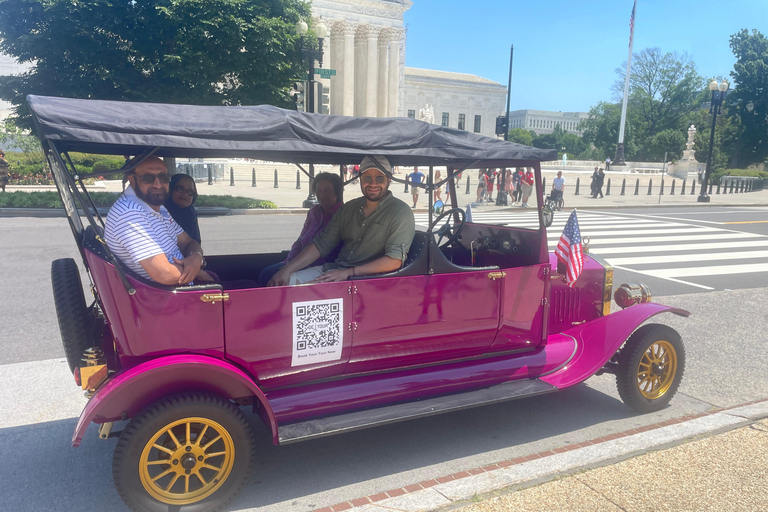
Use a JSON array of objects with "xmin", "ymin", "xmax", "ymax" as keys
[
  {"xmin": 489, "ymin": 263, "xmax": 549, "ymax": 352},
  {"xmin": 345, "ymin": 271, "xmax": 501, "ymax": 374},
  {"xmin": 223, "ymin": 282, "xmax": 352, "ymax": 388}
]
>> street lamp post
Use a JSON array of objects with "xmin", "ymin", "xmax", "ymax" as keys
[
  {"xmin": 296, "ymin": 20, "xmax": 328, "ymax": 207},
  {"xmin": 698, "ymin": 79, "xmax": 729, "ymax": 203}
]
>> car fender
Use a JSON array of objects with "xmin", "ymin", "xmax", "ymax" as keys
[
  {"xmin": 540, "ymin": 303, "xmax": 690, "ymax": 389},
  {"xmin": 72, "ymin": 354, "xmax": 277, "ymax": 447}
]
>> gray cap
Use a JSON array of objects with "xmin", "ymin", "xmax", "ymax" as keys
[{"xmin": 359, "ymin": 155, "xmax": 392, "ymax": 176}]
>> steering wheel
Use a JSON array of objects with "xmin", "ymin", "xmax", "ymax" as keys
[{"xmin": 428, "ymin": 207, "xmax": 467, "ymax": 248}]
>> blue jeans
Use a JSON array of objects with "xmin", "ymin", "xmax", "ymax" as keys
[{"xmin": 258, "ymin": 261, "xmax": 285, "ymax": 287}]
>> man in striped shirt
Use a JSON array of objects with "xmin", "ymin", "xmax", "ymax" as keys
[{"xmin": 105, "ymin": 156, "xmax": 212, "ymax": 285}]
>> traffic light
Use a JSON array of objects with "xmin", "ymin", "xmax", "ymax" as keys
[
  {"xmin": 291, "ymin": 82, "xmax": 306, "ymax": 112},
  {"xmin": 318, "ymin": 83, "xmax": 330, "ymax": 114},
  {"xmin": 495, "ymin": 115, "xmax": 508, "ymax": 136}
]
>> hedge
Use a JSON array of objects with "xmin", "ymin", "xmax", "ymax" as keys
[{"xmin": 0, "ymin": 191, "xmax": 277, "ymax": 209}]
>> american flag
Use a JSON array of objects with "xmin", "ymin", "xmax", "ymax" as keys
[
  {"xmin": 555, "ymin": 210, "xmax": 584, "ymax": 288},
  {"xmin": 629, "ymin": 0, "xmax": 637, "ymax": 48}
]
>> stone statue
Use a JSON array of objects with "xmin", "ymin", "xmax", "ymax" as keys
[
  {"xmin": 418, "ymin": 103, "xmax": 435, "ymax": 124},
  {"xmin": 667, "ymin": 125, "xmax": 704, "ymax": 179}
]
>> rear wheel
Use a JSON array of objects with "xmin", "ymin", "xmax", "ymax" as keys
[
  {"xmin": 113, "ymin": 393, "xmax": 255, "ymax": 512},
  {"xmin": 51, "ymin": 258, "xmax": 96, "ymax": 373},
  {"xmin": 616, "ymin": 324, "xmax": 685, "ymax": 413}
]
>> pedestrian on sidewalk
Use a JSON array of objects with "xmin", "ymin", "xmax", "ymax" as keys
[
  {"xmin": 340, "ymin": 164, "xmax": 348, "ymax": 182},
  {"xmin": 476, "ymin": 169, "xmax": 487, "ymax": 203},
  {"xmin": 594, "ymin": 167, "xmax": 605, "ymax": 198},
  {"xmin": 0, "ymin": 150, "xmax": 9, "ymax": 192},
  {"xmin": 512, "ymin": 168, "xmax": 523, "ymax": 203},
  {"xmin": 408, "ymin": 166, "xmax": 425, "ymax": 209},
  {"xmin": 551, "ymin": 170, "xmax": 565, "ymax": 204},
  {"xmin": 486, "ymin": 168, "xmax": 497, "ymax": 202},
  {"xmin": 520, "ymin": 167, "xmax": 534, "ymax": 207},
  {"xmin": 434, "ymin": 169, "xmax": 443, "ymax": 204}
]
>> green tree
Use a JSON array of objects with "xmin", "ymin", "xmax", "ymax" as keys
[
  {"xmin": 579, "ymin": 101, "xmax": 638, "ymax": 159},
  {"xmin": 727, "ymin": 29, "xmax": 768, "ymax": 167},
  {"xmin": 645, "ymin": 129, "xmax": 686, "ymax": 162},
  {"xmin": 507, "ymin": 128, "xmax": 535, "ymax": 146},
  {"xmin": 0, "ymin": 0, "xmax": 311, "ymax": 129}
]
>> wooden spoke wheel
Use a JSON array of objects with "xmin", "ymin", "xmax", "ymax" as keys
[
  {"xmin": 616, "ymin": 324, "xmax": 685, "ymax": 413},
  {"xmin": 113, "ymin": 393, "xmax": 255, "ymax": 512}
]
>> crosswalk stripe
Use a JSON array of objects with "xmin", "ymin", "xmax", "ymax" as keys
[
  {"xmin": 648, "ymin": 263, "xmax": 768, "ymax": 278},
  {"xmin": 583, "ymin": 240, "xmax": 768, "ymax": 255},
  {"xmin": 548, "ymin": 233, "xmax": 763, "ymax": 245},
  {"xmin": 605, "ymin": 250, "xmax": 768, "ymax": 266}
]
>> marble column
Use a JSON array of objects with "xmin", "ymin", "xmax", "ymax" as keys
[
  {"xmin": 342, "ymin": 22, "xmax": 356, "ymax": 116},
  {"xmin": 354, "ymin": 25, "xmax": 370, "ymax": 116},
  {"xmin": 388, "ymin": 30, "xmax": 402, "ymax": 117},
  {"xmin": 365, "ymin": 26, "xmax": 379, "ymax": 117},
  {"xmin": 377, "ymin": 29, "xmax": 391, "ymax": 118},
  {"xmin": 330, "ymin": 21, "xmax": 345, "ymax": 115}
]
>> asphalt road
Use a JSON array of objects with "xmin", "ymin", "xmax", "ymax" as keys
[{"xmin": 1, "ymin": 208, "xmax": 767, "ymax": 511}]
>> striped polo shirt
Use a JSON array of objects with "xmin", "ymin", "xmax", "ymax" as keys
[{"xmin": 105, "ymin": 185, "xmax": 184, "ymax": 281}]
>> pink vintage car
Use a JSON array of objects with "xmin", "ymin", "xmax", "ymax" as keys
[{"xmin": 30, "ymin": 95, "xmax": 688, "ymax": 512}]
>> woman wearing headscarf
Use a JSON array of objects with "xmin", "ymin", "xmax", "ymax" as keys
[{"xmin": 165, "ymin": 173, "xmax": 201, "ymax": 243}]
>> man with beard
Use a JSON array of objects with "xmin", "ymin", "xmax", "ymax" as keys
[
  {"xmin": 105, "ymin": 156, "xmax": 212, "ymax": 285},
  {"xmin": 269, "ymin": 156, "xmax": 415, "ymax": 286}
]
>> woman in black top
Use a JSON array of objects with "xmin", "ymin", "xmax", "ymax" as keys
[{"xmin": 165, "ymin": 174, "xmax": 201, "ymax": 243}]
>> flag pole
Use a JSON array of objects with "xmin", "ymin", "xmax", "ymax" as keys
[{"xmin": 614, "ymin": 0, "xmax": 637, "ymax": 166}]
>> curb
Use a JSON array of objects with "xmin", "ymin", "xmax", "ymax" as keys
[
  {"xmin": 2, "ymin": 202, "xmax": 768, "ymax": 219},
  {"xmin": 314, "ymin": 399, "xmax": 768, "ymax": 512}
]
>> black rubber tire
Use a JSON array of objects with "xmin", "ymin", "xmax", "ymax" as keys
[
  {"xmin": 616, "ymin": 324, "xmax": 686, "ymax": 413},
  {"xmin": 51, "ymin": 258, "xmax": 93, "ymax": 374},
  {"xmin": 113, "ymin": 393, "xmax": 255, "ymax": 512}
]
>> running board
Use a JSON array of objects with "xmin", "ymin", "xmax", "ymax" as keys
[{"xmin": 277, "ymin": 379, "xmax": 556, "ymax": 444}]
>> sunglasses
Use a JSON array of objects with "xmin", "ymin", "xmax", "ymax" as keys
[
  {"xmin": 133, "ymin": 172, "xmax": 171, "ymax": 184},
  {"xmin": 173, "ymin": 185, "xmax": 196, "ymax": 196},
  {"xmin": 360, "ymin": 174, "xmax": 388, "ymax": 184}
]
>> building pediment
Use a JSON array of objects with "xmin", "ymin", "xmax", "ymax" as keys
[{"xmin": 313, "ymin": 0, "xmax": 412, "ymax": 23}]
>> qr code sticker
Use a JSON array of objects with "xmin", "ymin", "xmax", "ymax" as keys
[{"xmin": 291, "ymin": 298, "xmax": 344, "ymax": 367}]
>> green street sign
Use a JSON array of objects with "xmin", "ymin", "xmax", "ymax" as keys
[{"xmin": 315, "ymin": 68, "xmax": 337, "ymax": 79}]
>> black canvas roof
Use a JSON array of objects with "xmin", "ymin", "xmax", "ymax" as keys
[{"xmin": 27, "ymin": 95, "xmax": 557, "ymax": 166}]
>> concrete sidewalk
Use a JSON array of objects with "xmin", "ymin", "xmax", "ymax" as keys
[
  {"xmin": 74, "ymin": 172, "xmax": 768, "ymax": 211},
  {"xmin": 314, "ymin": 400, "xmax": 768, "ymax": 512}
]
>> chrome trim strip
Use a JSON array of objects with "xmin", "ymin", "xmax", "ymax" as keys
[{"xmin": 539, "ymin": 333, "xmax": 579, "ymax": 377}]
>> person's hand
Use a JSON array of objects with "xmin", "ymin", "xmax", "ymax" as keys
[
  {"xmin": 268, "ymin": 267, "xmax": 291, "ymax": 287},
  {"xmin": 195, "ymin": 270, "xmax": 215, "ymax": 282},
  {"xmin": 173, "ymin": 253, "xmax": 203, "ymax": 285},
  {"xmin": 312, "ymin": 268, "xmax": 354, "ymax": 283}
]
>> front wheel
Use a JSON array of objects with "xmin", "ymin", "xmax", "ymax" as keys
[
  {"xmin": 616, "ymin": 324, "xmax": 685, "ymax": 413},
  {"xmin": 113, "ymin": 393, "xmax": 255, "ymax": 512}
]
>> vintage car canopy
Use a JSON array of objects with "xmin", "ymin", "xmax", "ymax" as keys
[{"xmin": 27, "ymin": 95, "xmax": 558, "ymax": 167}]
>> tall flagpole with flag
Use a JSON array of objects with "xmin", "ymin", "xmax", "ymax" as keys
[{"xmin": 614, "ymin": 0, "xmax": 637, "ymax": 166}]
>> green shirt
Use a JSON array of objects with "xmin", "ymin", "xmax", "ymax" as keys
[{"xmin": 313, "ymin": 192, "xmax": 415, "ymax": 270}]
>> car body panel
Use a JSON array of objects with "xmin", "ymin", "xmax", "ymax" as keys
[
  {"xmin": 540, "ymin": 303, "xmax": 691, "ymax": 389},
  {"xmin": 72, "ymin": 354, "xmax": 276, "ymax": 447}
]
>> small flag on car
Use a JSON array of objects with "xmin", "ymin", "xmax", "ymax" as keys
[{"xmin": 555, "ymin": 210, "xmax": 584, "ymax": 288}]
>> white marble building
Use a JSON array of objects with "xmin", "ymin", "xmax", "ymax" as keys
[
  {"xmin": 508, "ymin": 109, "xmax": 589, "ymax": 136},
  {"xmin": 313, "ymin": 0, "xmax": 411, "ymax": 117},
  {"xmin": 403, "ymin": 68, "xmax": 507, "ymax": 138}
]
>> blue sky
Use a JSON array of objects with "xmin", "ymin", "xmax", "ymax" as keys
[{"xmin": 403, "ymin": 0, "xmax": 767, "ymax": 113}]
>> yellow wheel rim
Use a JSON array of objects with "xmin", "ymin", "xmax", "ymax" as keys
[
  {"xmin": 636, "ymin": 340, "xmax": 677, "ymax": 399},
  {"xmin": 139, "ymin": 417, "xmax": 235, "ymax": 505}
]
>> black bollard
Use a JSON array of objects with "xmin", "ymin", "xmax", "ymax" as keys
[
  {"xmin": 575, "ymin": 177, "xmax": 580, "ymax": 195},
  {"xmin": 606, "ymin": 178, "xmax": 611, "ymax": 196},
  {"xmin": 634, "ymin": 179, "xmax": 639, "ymax": 195},
  {"xmin": 230, "ymin": 167, "xmax": 234, "ymax": 186},
  {"xmin": 671, "ymin": 180, "xmax": 676, "ymax": 195},
  {"xmin": 716, "ymin": 182, "xmax": 721, "ymax": 194},
  {"xmin": 542, "ymin": 177, "xmax": 546, "ymax": 191},
  {"xmin": 741, "ymin": 180, "xmax": 745, "ymax": 193},
  {"xmin": 709, "ymin": 182, "xmax": 713, "ymax": 194},
  {"xmin": 691, "ymin": 179, "xmax": 696, "ymax": 195},
  {"xmin": 207, "ymin": 165, "xmax": 213, "ymax": 185},
  {"xmin": 274, "ymin": 169, "xmax": 278, "ymax": 188},
  {"xmin": 296, "ymin": 170, "xmax": 301, "ymax": 189},
  {"xmin": 660, "ymin": 178, "xmax": 664, "ymax": 195},
  {"xmin": 730, "ymin": 180, "xmax": 735, "ymax": 194},
  {"xmin": 252, "ymin": 168, "xmax": 257, "ymax": 187},
  {"xmin": 647, "ymin": 179, "xmax": 653, "ymax": 195},
  {"xmin": 681, "ymin": 179, "xmax": 686, "ymax": 195},
  {"xmin": 404, "ymin": 178, "xmax": 409, "ymax": 193},
  {"xmin": 621, "ymin": 178, "xmax": 626, "ymax": 195},
  {"xmin": 465, "ymin": 176, "xmax": 471, "ymax": 195}
]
